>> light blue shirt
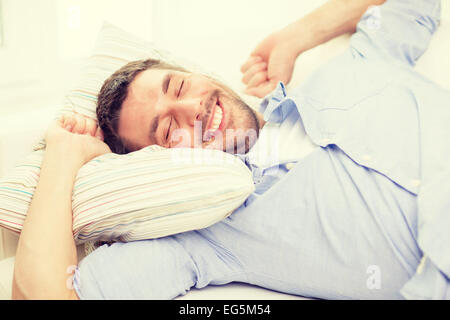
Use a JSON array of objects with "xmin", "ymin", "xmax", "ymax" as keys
[{"xmin": 74, "ymin": 0, "xmax": 450, "ymax": 299}]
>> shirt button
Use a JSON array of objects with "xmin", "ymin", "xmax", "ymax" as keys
[
  {"xmin": 361, "ymin": 154, "xmax": 371, "ymax": 161},
  {"xmin": 411, "ymin": 179, "xmax": 421, "ymax": 188},
  {"xmin": 285, "ymin": 163, "xmax": 295, "ymax": 171}
]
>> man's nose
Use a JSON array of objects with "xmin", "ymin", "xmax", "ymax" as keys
[{"xmin": 164, "ymin": 99, "xmax": 203, "ymax": 127}]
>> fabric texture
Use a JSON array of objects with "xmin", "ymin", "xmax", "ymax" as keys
[{"xmin": 0, "ymin": 22, "xmax": 255, "ymax": 244}]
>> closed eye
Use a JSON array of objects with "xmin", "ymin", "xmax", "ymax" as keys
[
  {"xmin": 162, "ymin": 73, "xmax": 173, "ymax": 94},
  {"xmin": 177, "ymin": 80, "xmax": 184, "ymax": 98},
  {"xmin": 165, "ymin": 117, "xmax": 173, "ymax": 142}
]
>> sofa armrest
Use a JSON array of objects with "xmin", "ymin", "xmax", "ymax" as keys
[{"xmin": 0, "ymin": 105, "xmax": 58, "ymax": 178}]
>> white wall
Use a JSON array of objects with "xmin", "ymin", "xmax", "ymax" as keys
[
  {"xmin": 55, "ymin": 0, "xmax": 153, "ymax": 59},
  {"xmin": 0, "ymin": 1, "xmax": 4, "ymax": 47},
  {"xmin": 0, "ymin": 0, "xmax": 153, "ymax": 116},
  {"xmin": 0, "ymin": 0, "xmax": 59, "ymax": 113},
  {"xmin": 152, "ymin": 0, "xmax": 327, "ymax": 90}
]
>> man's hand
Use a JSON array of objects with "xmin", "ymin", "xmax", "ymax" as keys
[
  {"xmin": 45, "ymin": 112, "xmax": 111, "ymax": 168},
  {"xmin": 241, "ymin": 0, "xmax": 387, "ymax": 99},
  {"xmin": 13, "ymin": 111, "xmax": 109, "ymax": 300},
  {"xmin": 241, "ymin": 30, "xmax": 301, "ymax": 98}
]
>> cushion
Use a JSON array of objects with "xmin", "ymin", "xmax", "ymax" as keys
[{"xmin": 0, "ymin": 22, "xmax": 255, "ymax": 244}]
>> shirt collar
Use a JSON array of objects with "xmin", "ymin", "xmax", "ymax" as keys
[
  {"xmin": 258, "ymin": 81, "xmax": 289, "ymax": 124},
  {"xmin": 236, "ymin": 82, "xmax": 295, "ymax": 172}
]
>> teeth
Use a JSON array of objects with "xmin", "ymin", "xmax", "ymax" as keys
[{"xmin": 210, "ymin": 107, "xmax": 223, "ymax": 131}]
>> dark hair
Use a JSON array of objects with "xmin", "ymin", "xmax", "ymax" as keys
[{"xmin": 96, "ymin": 58, "xmax": 187, "ymax": 154}]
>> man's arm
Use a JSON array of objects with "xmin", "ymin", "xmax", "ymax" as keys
[
  {"xmin": 241, "ymin": 0, "xmax": 386, "ymax": 97},
  {"xmin": 12, "ymin": 114, "xmax": 110, "ymax": 299},
  {"xmin": 72, "ymin": 231, "xmax": 243, "ymax": 299},
  {"xmin": 12, "ymin": 143, "xmax": 80, "ymax": 300},
  {"xmin": 277, "ymin": 0, "xmax": 387, "ymax": 58},
  {"xmin": 351, "ymin": 0, "xmax": 441, "ymax": 66}
]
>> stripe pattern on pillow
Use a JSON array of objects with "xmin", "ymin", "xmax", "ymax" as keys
[{"xmin": 0, "ymin": 146, "xmax": 255, "ymax": 244}]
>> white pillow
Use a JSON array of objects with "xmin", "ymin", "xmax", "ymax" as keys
[{"xmin": 0, "ymin": 22, "xmax": 255, "ymax": 244}]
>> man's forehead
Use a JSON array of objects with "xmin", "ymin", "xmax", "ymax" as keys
[
  {"xmin": 135, "ymin": 68, "xmax": 191, "ymax": 83},
  {"xmin": 131, "ymin": 68, "xmax": 164, "ymax": 90},
  {"xmin": 125, "ymin": 69, "xmax": 162, "ymax": 104}
]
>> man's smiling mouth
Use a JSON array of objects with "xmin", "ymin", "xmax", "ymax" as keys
[
  {"xmin": 205, "ymin": 98, "xmax": 224, "ymax": 132},
  {"xmin": 202, "ymin": 97, "xmax": 225, "ymax": 143}
]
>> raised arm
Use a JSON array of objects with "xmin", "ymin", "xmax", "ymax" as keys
[
  {"xmin": 12, "ymin": 113, "xmax": 110, "ymax": 299},
  {"xmin": 241, "ymin": 0, "xmax": 386, "ymax": 98}
]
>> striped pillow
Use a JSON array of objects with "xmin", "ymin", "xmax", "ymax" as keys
[
  {"xmin": 0, "ymin": 22, "xmax": 255, "ymax": 244},
  {"xmin": 0, "ymin": 146, "xmax": 254, "ymax": 244}
]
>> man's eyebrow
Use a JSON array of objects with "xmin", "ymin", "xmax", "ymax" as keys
[
  {"xmin": 149, "ymin": 114, "xmax": 160, "ymax": 144},
  {"xmin": 162, "ymin": 73, "xmax": 173, "ymax": 94}
]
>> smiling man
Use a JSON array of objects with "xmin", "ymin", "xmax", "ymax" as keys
[
  {"xmin": 89, "ymin": 0, "xmax": 448, "ymax": 300},
  {"xmin": 10, "ymin": 0, "xmax": 450, "ymax": 300},
  {"xmin": 97, "ymin": 60, "xmax": 264, "ymax": 155}
]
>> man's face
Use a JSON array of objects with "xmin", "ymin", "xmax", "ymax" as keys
[{"xmin": 118, "ymin": 68, "xmax": 263, "ymax": 154}]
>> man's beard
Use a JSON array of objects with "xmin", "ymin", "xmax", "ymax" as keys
[{"xmin": 201, "ymin": 89, "xmax": 260, "ymax": 154}]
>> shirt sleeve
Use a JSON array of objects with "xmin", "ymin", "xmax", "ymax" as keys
[
  {"xmin": 350, "ymin": 0, "xmax": 441, "ymax": 66},
  {"xmin": 72, "ymin": 232, "xmax": 244, "ymax": 299},
  {"xmin": 401, "ymin": 256, "xmax": 450, "ymax": 299}
]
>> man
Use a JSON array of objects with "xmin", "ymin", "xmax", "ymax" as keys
[
  {"xmin": 12, "ymin": 0, "xmax": 449, "ymax": 299},
  {"xmin": 95, "ymin": 59, "xmax": 265, "ymax": 155}
]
